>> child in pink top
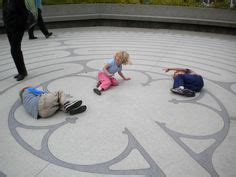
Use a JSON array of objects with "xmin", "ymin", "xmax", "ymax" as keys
[{"xmin": 93, "ymin": 51, "xmax": 131, "ymax": 95}]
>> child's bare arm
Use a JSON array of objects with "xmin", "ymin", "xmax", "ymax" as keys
[
  {"xmin": 163, "ymin": 67, "xmax": 190, "ymax": 73},
  {"xmin": 118, "ymin": 71, "xmax": 131, "ymax": 80}
]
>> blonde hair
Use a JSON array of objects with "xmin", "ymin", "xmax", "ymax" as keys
[{"xmin": 115, "ymin": 51, "xmax": 131, "ymax": 65}]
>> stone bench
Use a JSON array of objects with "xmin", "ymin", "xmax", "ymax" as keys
[{"xmin": 0, "ymin": 4, "xmax": 236, "ymax": 33}]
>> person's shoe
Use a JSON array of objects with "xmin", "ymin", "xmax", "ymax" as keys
[
  {"xmin": 14, "ymin": 71, "xmax": 28, "ymax": 79},
  {"xmin": 93, "ymin": 88, "xmax": 101, "ymax": 95},
  {"xmin": 69, "ymin": 105, "xmax": 87, "ymax": 115},
  {"xmin": 96, "ymin": 81, "xmax": 101, "ymax": 88},
  {"xmin": 64, "ymin": 100, "xmax": 82, "ymax": 113},
  {"xmin": 16, "ymin": 74, "xmax": 27, "ymax": 81},
  {"xmin": 171, "ymin": 87, "xmax": 195, "ymax": 97},
  {"xmin": 45, "ymin": 32, "xmax": 53, "ymax": 39},
  {"xmin": 29, "ymin": 36, "xmax": 37, "ymax": 40},
  {"xmin": 16, "ymin": 72, "xmax": 28, "ymax": 81},
  {"xmin": 183, "ymin": 89, "xmax": 195, "ymax": 97},
  {"xmin": 14, "ymin": 74, "xmax": 19, "ymax": 79},
  {"xmin": 171, "ymin": 87, "xmax": 185, "ymax": 95}
]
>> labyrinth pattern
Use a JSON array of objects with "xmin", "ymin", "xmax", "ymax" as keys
[{"xmin": 0, "ymin": 27, "xmax": 236, "ymax": 177}]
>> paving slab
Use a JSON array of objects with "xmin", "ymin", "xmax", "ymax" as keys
[{"xmin": 0, "ymin": 26, "xmax": 236, "ymax": 177}]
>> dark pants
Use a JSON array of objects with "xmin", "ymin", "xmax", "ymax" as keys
[
  {"xmin": 173, "ymin": 74, "xmax": 204, "ymax": 92},
  {"xmin": 28, "ymin": 8, "xmax": 49, "ymax": 37},
  {"xmin": 7, "ymin": 29, "xmax": 27, "ymax": 75}
]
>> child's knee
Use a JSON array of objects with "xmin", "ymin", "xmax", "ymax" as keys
[
  {"xmin": 110, "ymin": 78, "xmax": 119, "ymax": 86},
  {"xmin": 100, "ymin": 81, "xmax": 112, "ymax": 90},
  {"xmin": 112, "ymin": 81, "xmax": 119, "ymax": 86}
]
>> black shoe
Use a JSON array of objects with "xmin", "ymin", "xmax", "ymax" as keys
[
  {"xmin": 183, "ymin": 89, "xmax": 195, "ymax": 97},
  {"xmin": 64, "ymin": 100, "xmax": 82, "ymax": 113},
  {"xmin": 171, "ymin": 88, "xmax": 195, "ymax": 97},
  {"xmin": 93, "ymin": 88, "xmax": 101, "ymax": 95},
  {"xmin": 69, "ymin": 105, "xmax": 87, "ymax": 115},
  {"xmin": 45, "ymin": 32, "xmax": 53, "ymax": 39},
  {"xmin": 16, "ymin": 74, "xmax": 27, "ymax": 81},
  {"xmin": 29, "ymin": 36, "xmax": 37, "ymax": 40},
  {"xmin": 15, "ymin": 72, "xmax": 27, "ymax": 81},
  {"xmin": 171, "ymin": 87, "xmax": 185, "ymax": 95},
  {"xmin": 14, "ymin": 71, "xmax": 28, "ymax": 79},
  {"xmin": 14, "ymin": 74, "xmax": 19, "ymax": 79}
]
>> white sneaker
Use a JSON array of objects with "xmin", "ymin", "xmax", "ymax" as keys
[
  {"xmin": 171, "ymin": 87, "xmax": 185, "ymax": 95},
  {"xmin": 64, "ymin": 100, "xmax": 82, "ymax": 112},
  {"xmin": 171, "ymin": 88, "xmax": 195, "ymax": 97}
]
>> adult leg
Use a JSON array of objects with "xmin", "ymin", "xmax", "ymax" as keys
[
  {"xmin": 37, "ymin": 8, "xmax": 51, "ymax": 37},
  {"xmin": 28, "ymin": 26, "xmax": 37, "ymax": 39},
  {"xmin": 7, "ymin": 30, "xmax": 28, "ymax": 80}
]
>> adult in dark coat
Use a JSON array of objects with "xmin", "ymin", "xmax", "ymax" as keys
[
  {"xmin": 28, "ymin": 0, "xmax": 52, "ymax": 39},
  {"xmin": 2, "ymin": 0, "xmax": 28, "ymax": 81}
]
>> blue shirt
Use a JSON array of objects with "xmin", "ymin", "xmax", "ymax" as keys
[
  {"xmin": 27, "ymin": 87, "xmax": 45, "ymax": 95},
  {"xmin": 102, "ymin": 58, "xmax": 122, "ymax": 75},
  {"xmin": 35, "ymin": 0, "xmax": 42, "ymax": 9}
]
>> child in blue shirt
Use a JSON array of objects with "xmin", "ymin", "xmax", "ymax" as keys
[{"xmin": 93, "ymin": 51, "xmax": 131, "ymax": 95}]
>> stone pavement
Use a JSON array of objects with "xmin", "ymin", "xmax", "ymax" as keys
[{"xmin": 0, "ymin": 26, "xmax": 236, "ymax": 177}]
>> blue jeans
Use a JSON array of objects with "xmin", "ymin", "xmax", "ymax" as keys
[{"xmin": 173, "ymin": 74, "xmax": 204, "ymax": 92}]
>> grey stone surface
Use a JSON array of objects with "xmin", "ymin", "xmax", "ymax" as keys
[{"xmin": 0, "ymin": 26, "xmax": 236, "ymax": 177}]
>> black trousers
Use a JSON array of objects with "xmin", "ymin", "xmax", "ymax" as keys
[
  {"xmin": 7, "ymin": 29, "xmax": 27, "ymax": 75},
  {"xmin": 28, "ymin": 8, "xmax": 49, "ymax": 37}
]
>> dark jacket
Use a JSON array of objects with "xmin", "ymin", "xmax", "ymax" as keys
[{"xmin": 2, "ymin": 0, "xmax": 28, "ymax": 32}]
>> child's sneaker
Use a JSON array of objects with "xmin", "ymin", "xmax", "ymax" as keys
[
  {"xmin": 69, "ymin": 105, "xmax": 87, "ymax": 115},
  {"xmin": 171, "ymin": 87, "xmax": 195, "ymax": 97},
  {"xmin": 64, "ymin": 100, "xmax": 82, "ymax": 112},
  {"xmin": 93, "ymin": 88, "xmax": 101, "ymax": 95},
  {"xmin": 183, "ymin": 89, "xmax": 195, "ymax": 97},
  {"xmin": 171, "ymin": 87, "xmax": 185, "ymax": 95}
]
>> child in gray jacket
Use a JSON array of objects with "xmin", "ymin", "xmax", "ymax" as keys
[{"xmin": 20, "ymin": 86, "xmax": 86, "ymax": 119}]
